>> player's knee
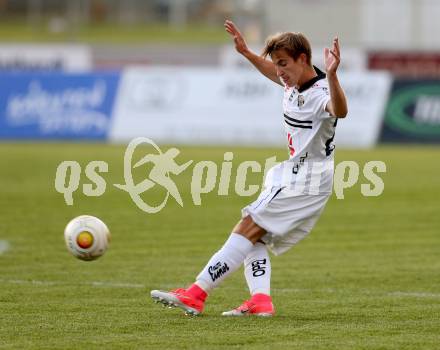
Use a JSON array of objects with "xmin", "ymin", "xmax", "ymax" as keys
[{"xmin": 233, "ymin": 216, "xmax": 266, "ymax": 244}]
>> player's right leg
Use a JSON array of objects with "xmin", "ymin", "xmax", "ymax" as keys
[
  {"xmin": 150, "ymin": 216, "xmax": 266, "ymax": 315},
  {"xmin": 151, "ymin": 285, "xmax": 206, "ymax": 316}
]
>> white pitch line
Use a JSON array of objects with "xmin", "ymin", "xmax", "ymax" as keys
[
  {"xmin": 388, "ymin": 291, "xmax": 440, "ymax": 298},
  {"xmin": 0, "ymin": 240, "xmax": 10, "ymax": 255},
  {"xmin": 0, "ymin": 279, "xmax": 144, "ymax": 289},
  {"xmin": 1, "ymin": 279, "xmax": 439, "ymax": 298},
  {"xmin": 90, "ymin": 281, "xmax": 145, "ymax": 288}
]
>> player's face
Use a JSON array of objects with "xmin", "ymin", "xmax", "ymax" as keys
[{"xmin": 271, "ymin": 49, "xmax": 306, "ymax": 88}]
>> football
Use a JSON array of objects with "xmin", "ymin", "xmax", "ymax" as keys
[{"xmin": 64, "ymin": 215, "xmax": 110, "ymax": 261}]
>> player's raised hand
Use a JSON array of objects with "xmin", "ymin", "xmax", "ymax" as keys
[
  {"xmin": 224, "ymin": 19, "xmax": 249, "ymax": 55},
  {"xmin": 324, "ymin": 37, "xmax": 341, "ymax": 75}
]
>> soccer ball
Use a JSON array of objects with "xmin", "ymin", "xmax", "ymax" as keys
[{"xmin": 64, "ymin": 215, "xmax": 110, "ymax": 261}]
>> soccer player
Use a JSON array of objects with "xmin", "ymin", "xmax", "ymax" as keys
[{"xmin": 151, "ymin": 20, "xmax": 348, "ymax": 316}]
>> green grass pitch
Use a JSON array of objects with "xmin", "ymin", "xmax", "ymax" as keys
[{"xmin": 0, "ymin": 143, "xmax": 439, "ymax": 349}]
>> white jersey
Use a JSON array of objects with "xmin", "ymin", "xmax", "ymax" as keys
[
  {"xmin": 265, "ymin": 67, "xmax": 337, "ymax": 195},
  {"xmin": 282, "ymin": 67, "xmax": 337, "ymax": 163},
  {"xmin": 243, "ymin": 68, "xmax": 339, "ymax": 255}
]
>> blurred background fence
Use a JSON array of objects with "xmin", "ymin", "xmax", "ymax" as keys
[{"xmin": 0, "ymin": 0, "xmax": 439, "ymax": 146}]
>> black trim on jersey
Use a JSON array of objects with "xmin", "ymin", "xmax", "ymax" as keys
[
  {"xmin": 283, "ymin": 113, "xmax": 312, "ymax": 124},
  {"xmin": 269, "ymin": 187, "xmax": 283, "ymax": 203},
  {"xmin": 324, "ymin": 119, "xmax": 338, "ymax": 156},
  {"xmin": 284, "ymin": 119, "xmax": 312, "ymax": 129},
  {"xmin": 298, "ymin": 66, "xmax": 326, "ymax": 93},
  {"xmin": 325, "ymin": 132, "xmax": 335, "ymax": 156}
]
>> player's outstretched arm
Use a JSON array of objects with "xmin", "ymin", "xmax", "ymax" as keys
[
  {"xmin": 224, "ymin": 20, "xmax": 282, "ymax": 86},
  {"xmin": 324, "ymin": 37, "xmax": 348, "ymax": 118}
]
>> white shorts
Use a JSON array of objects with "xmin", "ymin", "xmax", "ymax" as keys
[{"xmin": 242, "ymin": 186, "xmax": 330, "ymax": 256}]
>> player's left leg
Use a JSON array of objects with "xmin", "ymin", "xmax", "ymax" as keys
[
  {"xmin": 222, "ymin": 241, "xmax": 275, "ymax": 316},
  {"xmin": 151, "ymin": 215, "xmax": 266, "ymax": 315},
  {"xmin": 244, "ymin": 241, "xmax": 271, "ymax": 296}
]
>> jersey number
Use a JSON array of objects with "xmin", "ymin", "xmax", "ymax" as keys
[{"xmin": 287, "ymin": 132, "xmax": 295, "ymax": 156}]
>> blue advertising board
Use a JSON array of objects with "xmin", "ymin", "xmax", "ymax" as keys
[{"xmin": 0, "ymin": 72, "xmax": 120, "ymax": 140}]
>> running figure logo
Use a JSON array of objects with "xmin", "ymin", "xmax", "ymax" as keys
[{"xmin": 115, "ymin": 137, "xmax": 193, "ymax": 213}]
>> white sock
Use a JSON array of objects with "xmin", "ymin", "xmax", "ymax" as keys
[
  {"xmin": 244, "ymin": 242, "xmax": 271, "ymax": 296},
  {"xmin": 195, "ymin": 233, "xmax": 254, "ymax": 293}
]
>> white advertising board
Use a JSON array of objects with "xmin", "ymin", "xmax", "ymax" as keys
[
  {"xmin": 336, "ymin": 71, "xmax": 392, "ymax": 147},
  {"xmin": 110, "ymin": 67, "xmax": 285, "ymax": 146},
  {"xmin": 110, "ymin": 67, "xmax": 391, "ymax": 148}
]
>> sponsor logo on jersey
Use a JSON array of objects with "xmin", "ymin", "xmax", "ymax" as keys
[
  {"xmin": 288, "ymin": 90, "xmax": 296, "ymax": 102},
  {"xmin": 293, "ymin": 152, "xmax": 309, "ymax": 174}
]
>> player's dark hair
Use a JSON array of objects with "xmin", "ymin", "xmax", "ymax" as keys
[{"xmin": 262, "ymin": 32, "xmax": 312, "ymax": 65}]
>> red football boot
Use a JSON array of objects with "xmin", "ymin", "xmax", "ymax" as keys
[
  {"xmin": 222, "ymin": 293, "xmax": 274, "ymax": 317},
  {"xmin": 151, "ymin": 284, "xmax": 207, "ymax": 316}
]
